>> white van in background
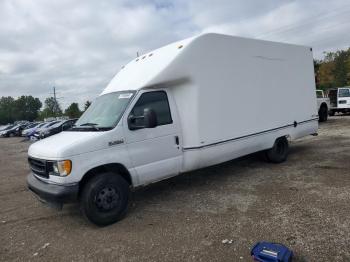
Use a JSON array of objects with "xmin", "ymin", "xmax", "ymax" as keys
[
  {"xmin": 27, "ymin": 33, "xmax": 318, "ymax": 226},
  {"xmin": 328, "ymin": 87, "xmax": 350, "ymax": 116}
]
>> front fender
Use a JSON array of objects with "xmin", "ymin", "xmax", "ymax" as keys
[{"xmin": 67, "ymin": 144, "xmax": 137, "ymax": 185}]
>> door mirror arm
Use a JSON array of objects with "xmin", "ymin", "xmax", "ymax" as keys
[{"xmin": 128, "ymin": 115, "xmax": 145, "ymax": 130}]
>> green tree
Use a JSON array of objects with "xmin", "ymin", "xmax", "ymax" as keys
[
  {"xmin": 40, "ymin": 97, "xmax": 62, "ymax": 119},
  {"xmin": 317, "ymin": 60, "xmax": 335, "ymax": 89},
  {"xmin": 314, "ymin": 48, "xmax": 350, "ymax": 90},
  {"xmin": 14, "ymin": 95, "xmax": 42, "ymax": 121},
  {"xmin": 0, "ymin": 96, "xmax": 15, "ymax": 124},
  {"xmin": 84, "ymin": 100, "xmax": 91, "ymax": 111},
  {"xmin": 333, "ymin": 50, "xmax": 349, "ymax": 87},
  {"xmin": 65, "ymin": 102, "xmax": 82, "ymax": 118}
]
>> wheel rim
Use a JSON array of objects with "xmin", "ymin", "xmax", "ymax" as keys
[{"xmin": 95, "ymin": 186, "xmax": 120, "ymax": 212}]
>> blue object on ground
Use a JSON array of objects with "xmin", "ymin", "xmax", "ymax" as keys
[{"xmin": 251, "ymin": 242, "xmax": 293, "ymax": 262}]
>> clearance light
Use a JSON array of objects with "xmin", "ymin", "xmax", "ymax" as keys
[{"xmin": 178, "ymin": 45, "xmax": 183, "ymax": 49}]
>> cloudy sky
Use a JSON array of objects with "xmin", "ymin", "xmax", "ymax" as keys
[{"xmin": 0, "ymin": 0, "xmax": 349, "ymax": 109}]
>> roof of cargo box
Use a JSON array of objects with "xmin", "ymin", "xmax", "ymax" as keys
[
  {"xmin": 100, "ymin": 35, "xmax": 196, "ymax": 95},
  {"xmin": 101, "ymin": 33, "xmax": 310, "ymax": 95}
]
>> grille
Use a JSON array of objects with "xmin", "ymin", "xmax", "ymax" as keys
[{"xmin": 28, "ymin": 157, "xmax": 49, "ymax": 178}]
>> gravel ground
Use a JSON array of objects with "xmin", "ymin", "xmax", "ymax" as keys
[{"xmin": 0, "ymin": 115, "xmax": 349, "ymax": 262}]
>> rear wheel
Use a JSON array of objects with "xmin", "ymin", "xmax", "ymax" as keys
[
  {"xmin": 80, "ymin": 172, "xmax": 130, "ymax": 226},
  {"xmin": 318, "ymin": 105, "xmax": 328, "ymax": 122},
  {"xmin": 265, "ymin": 137, "xmax": 289, "ymax": 163}
]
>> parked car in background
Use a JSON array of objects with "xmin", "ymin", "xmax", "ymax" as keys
[
  {"xmin": 316, "ymin": 90, "xmax": 330, "ymax": 122},
  {"xmin": 22, "ymin": 122, "xmax": 44, "ymax": 137},
  {"xmin": 31, "ymin": 121, "xmax": 60, "ymax": 140},
  {"xmin": 38, "ymin": 119, "xmax": 77, "ymax": 139},
  {"xmin": 21, "ymin": 122, "xmax": 41, "ymax": 136},
  {"xmin": 328, "ymin": 87, "xmax": 350, "ymax": 116},
  {"xmin": 1, "ymin": 123, "xmax": 29, "ymax": 137},
  {"xmin": 0, "ymin": 124, "xmax": 11, "ymax": 131},
  {"xmin": 0, "ymin": 125, "xmax": 15, "ymax": 137}
]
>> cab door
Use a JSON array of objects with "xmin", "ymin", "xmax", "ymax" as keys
[{"xmin": 123, "ymin": 90, "xmax": 182, "ymax": 185}]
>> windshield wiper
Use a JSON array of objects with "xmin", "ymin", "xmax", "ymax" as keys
[
  {"xmin": 78, "ymin": 122, "xmax": 100, "ymax": 130},
  {"xmin": 79, "ymin": 122, "xmax": 98, "ymax": 126},
  {"xmin": 70, "ymin": 123, "xmax": 113, "ymax": 132}
]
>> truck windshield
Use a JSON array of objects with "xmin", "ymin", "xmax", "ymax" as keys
[{"xmin": 73, "ymin": 91, "xmax": 136, "ymax": 131}]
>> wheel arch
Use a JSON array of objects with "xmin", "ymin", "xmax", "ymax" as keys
[{"xmin": 79, "ymin": 163, "xmax": 133, "ymax": 196}]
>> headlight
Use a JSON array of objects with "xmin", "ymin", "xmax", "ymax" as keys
[{"xmin": 50, "ymin": 160, "xmax": 72, "ymax": 176}]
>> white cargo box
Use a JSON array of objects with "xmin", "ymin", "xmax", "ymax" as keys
[{"xmin": 104, "ymin": 33, "xmax": 318, "ymax": 153}]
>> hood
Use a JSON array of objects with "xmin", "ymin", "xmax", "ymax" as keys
[{"xmin": 28, "ymin": 130, "xmax": 113, "ymax": 159}]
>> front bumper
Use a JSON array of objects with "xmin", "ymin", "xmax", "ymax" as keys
[{"xmin": 27, "ymin": 173, "xmax": 79, "ymax": 204}]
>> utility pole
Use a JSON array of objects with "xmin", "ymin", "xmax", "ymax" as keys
[
  {"xmin": 53, "ymin": 86, "xmax": 58, "ymax": 117},
  {"xmin": 52, "ymin": 86, "xmax": 62, "ymax": 117}
]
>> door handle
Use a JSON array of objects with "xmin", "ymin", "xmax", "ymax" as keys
[{"xmin": 175, "ymin": 136, "xmax": 179, "ymax": 145}]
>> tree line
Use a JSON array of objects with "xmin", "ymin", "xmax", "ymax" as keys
[
  {"xmin": 0, "ymin": 96, "xmax": 91, "ymax": 125},
  {"xmin": 314, "ymin": 48, "xmax": 350, "ymax": 90}
]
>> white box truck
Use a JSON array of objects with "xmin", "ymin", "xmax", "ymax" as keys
[{"xmin": 27, "ymin": 33, "xmax": 318, "ymax": 225}]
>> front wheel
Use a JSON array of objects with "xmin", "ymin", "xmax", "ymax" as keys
[
  {"xmin": 80, "ymin": 172, "xmax": 130, "ymax": 226},
  {"xmin": 265, "ymin": 137, "xmax": 289, "ymax": 163}
]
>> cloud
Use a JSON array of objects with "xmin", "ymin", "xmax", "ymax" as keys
[{"xmin": 0, "ymin": 0, "xmax": 349, "ymax": 109}]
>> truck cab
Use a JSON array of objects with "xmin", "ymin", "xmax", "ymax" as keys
[
  {"xmin": 328, "ymin": 87, "xmax": 350, "ymax": 115},
  {"xmin": 27, "ymin": 88, "xmax": 182, "ymax": 225}
]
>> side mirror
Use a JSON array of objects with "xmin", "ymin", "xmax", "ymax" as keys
[
  {"xmin": 128, "ymin": 108, "xmax": 158, "ymax": 130},
  {"xmin": 143, "ymin": 108, "xmax": 157, "ymax": 128}
]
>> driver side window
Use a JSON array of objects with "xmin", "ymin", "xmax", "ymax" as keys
[{"xmin": 130, "ymin": 91, "xmax": 172, "ymax": 126}]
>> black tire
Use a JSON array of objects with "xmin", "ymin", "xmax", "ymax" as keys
[
  {"xmin": 265, "ymin": 137, "xmax": 289, "ymax": 163},
  {"xmin": 80, "ymin": 172, "xmax": 130, "ymax": 226},
  {"xmin": 318, "ymin": 105, "xmax": 328, "ymax": 122},
  {"xmin": 329, "ymin": 110, "xmax": 335, "ymax": 116}
]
